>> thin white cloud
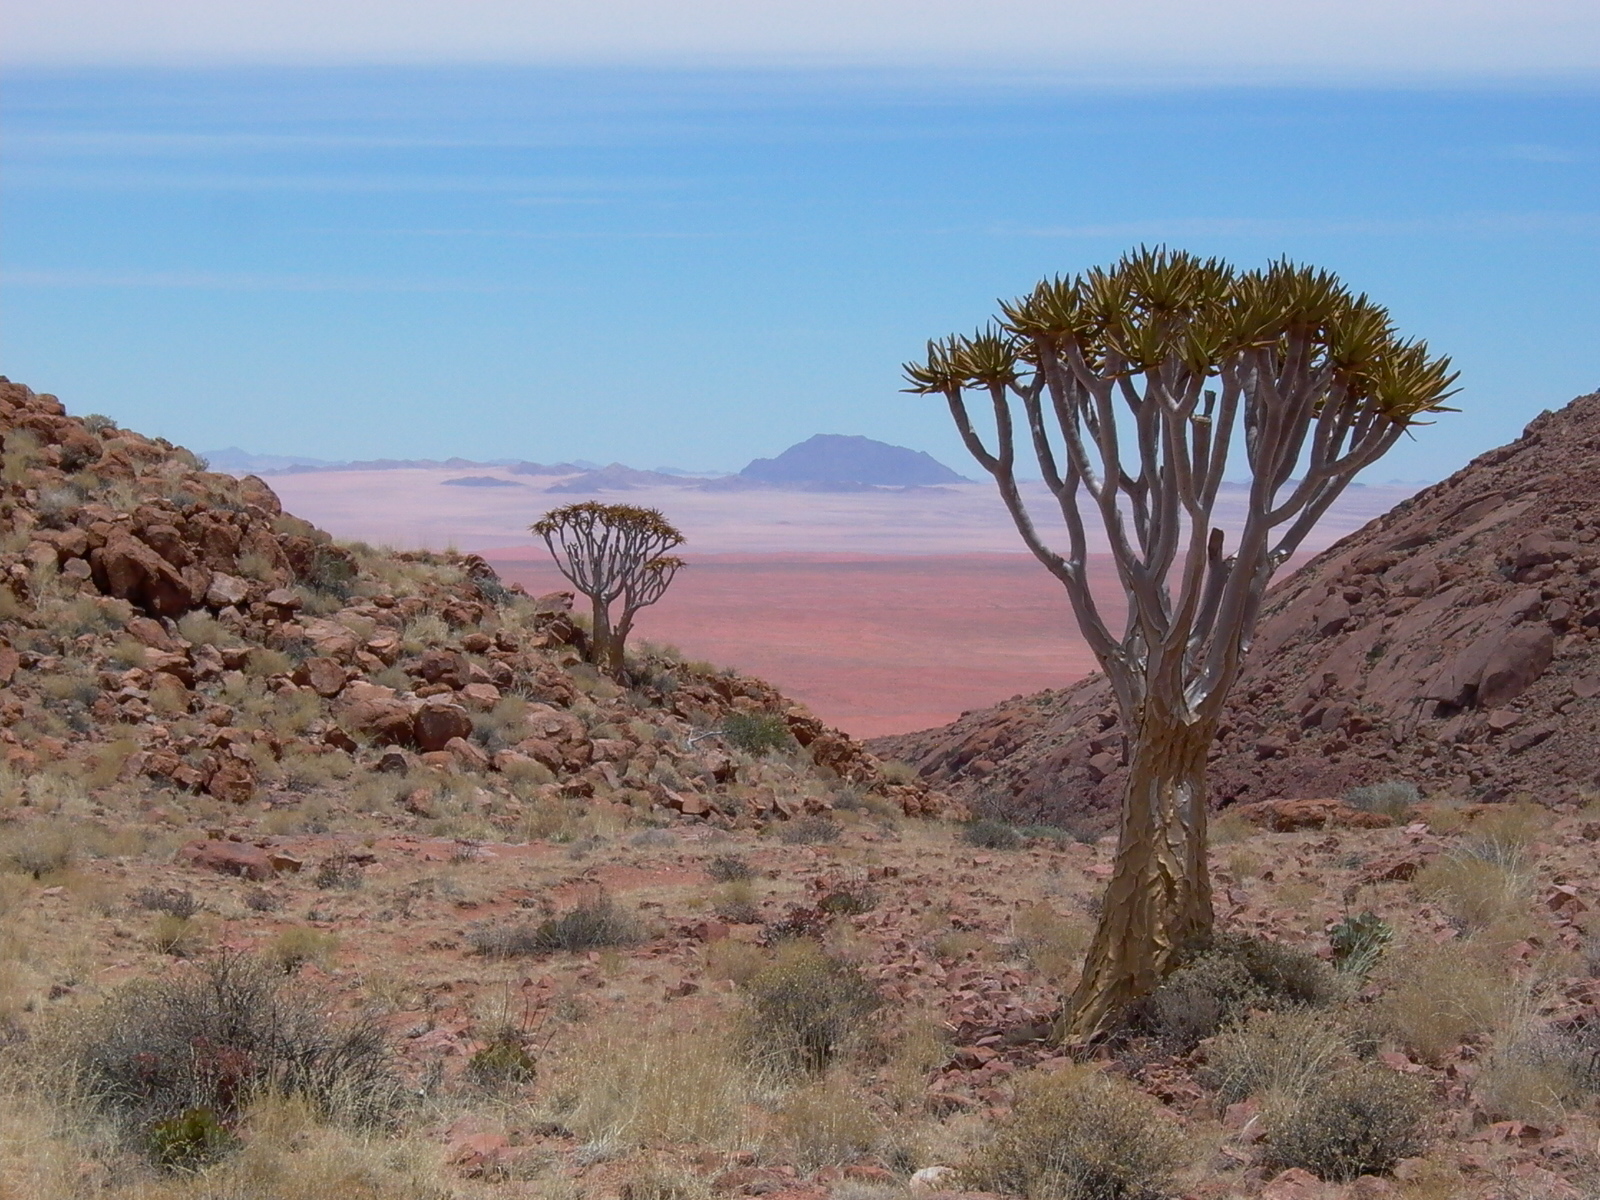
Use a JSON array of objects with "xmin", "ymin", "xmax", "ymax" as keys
[
  {"xmin": 2, "ymin": 168, "xmax": 679, "ymax": 197},
  {"xmin": 6, "ymin": 0, "xmax": 1600, "ymax": 79},
  {"xmin": 0, "ymin": 268, "xmax": 536, "ymax": 293},
  {"xmin": 995, "ymin": 213, "xmax": 1600, "ymax": 239}
]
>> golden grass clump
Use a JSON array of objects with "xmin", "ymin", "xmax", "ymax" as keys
[
  {"xmin": 1013, "ymin": 902, "xmax": 1089, "ymax": 982},
  {"xmin": 559, "ymin": 1018, "xmax": 758, "ymax": 1152},
  {"xmin": 1375, "ymin": 941, "xmax": 1512, "ymax": 1063},
  {"xmin": 962, "ymin": 1064, "xmax": 1187, "ymax": 1200},
  {"xmin": 1202, "ymin": 1007, "xmax": 1356, "ymax": 1105},
  {"xmin": 771, "ymin": 1073, "xmax": 882, "ymax": 1168}
]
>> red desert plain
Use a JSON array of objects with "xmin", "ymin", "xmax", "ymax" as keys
[{"xmin": 266, "ymin": 468, "xmax": 1422, "ymax": 737}]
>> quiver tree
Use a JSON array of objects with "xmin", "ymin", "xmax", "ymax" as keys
[
  {"xmin": 905, "ymin": 248, "xmax": 1455, "ymax": 1039},
  {"xmin": 531, "ymin": 502, "xmax": 686, "ymax": 676}
]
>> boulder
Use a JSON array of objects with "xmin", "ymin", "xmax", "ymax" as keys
[
  {"xmin": 294, "ymin": 656, "xmax": 348, "ymax": 698},
  {"xmin": 337, "ymin": 683, "xmax": 415, "ymax": 745},
  {"xmin": 179, "ymin": 839, "xmax": 275, "ymax": 880},
  {"xmin": 205, "ymin": 572, "xmax": 252, "ymax": 608},
  {"xmin": 205, "ymin": 759, "xmax": 257, "ymax": 804},
  {"xmin": 89, "ymin": 530, "xmax": 194, "ymax": 617},
  {"xmin": 414, "ymin": 700, "xmax": 473, "ymax": 752},
  {"xmin": 412, "ymin": 648, "xmax": 470, "ymax": 688},
  {"xmin": 1477, "ymin": 624, "xmax": 1556, "ymax": 708}
]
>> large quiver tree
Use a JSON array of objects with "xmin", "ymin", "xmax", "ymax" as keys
[
  {"xmin": 905, "ymin": 249, "xmax": 1455, "ymax": 1039},
  {"xmin": 531, "ymin": 502, "xmax": 685, "ymax": 676}
]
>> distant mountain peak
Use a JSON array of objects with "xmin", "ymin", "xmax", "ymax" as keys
[{"xmin": 739, "ymin": 434, "xmax": 968, "ymax": 487}]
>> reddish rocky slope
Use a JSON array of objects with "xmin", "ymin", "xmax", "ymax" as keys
[
  {"xmin": 0, "ymin": 378, "xmax": 950, "ymax": 827},
  {"xmin": 872, "ymin": 390, "xmax": 1600, "ymax": 826}
]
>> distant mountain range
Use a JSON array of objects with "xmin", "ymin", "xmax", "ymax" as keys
[
  {"xmin": 205, "ymin": 434, "xmax": 969, "ymax": 493},
  {"xmin": 739, "ymin": 434, "xmax": 968, "ymax": 487}
]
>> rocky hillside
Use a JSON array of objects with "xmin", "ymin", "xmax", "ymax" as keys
[
  {"xmin": 874, "ymin": 390, "xmax": 1600, "ymax": 827},
  {"xmin": 0, "ymin": 377, "xmax": 952, "ymax": 829}
]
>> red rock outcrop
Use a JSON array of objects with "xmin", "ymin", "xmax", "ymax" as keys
[{"xmin": 874, "ymin": 390, "xmax": 1600, "ymax": 824}]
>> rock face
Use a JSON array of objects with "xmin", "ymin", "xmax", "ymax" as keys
[
  {"xmin": 739, "ymin": 434, "xmax": 968, "ymax": 487},
  {"xmin": 0, "ymin": 377, "xmax": 957, "ymax": 826},
  {"xmin": 873, "ymin": 391, "xmax": 1600, "ymax": 824}
]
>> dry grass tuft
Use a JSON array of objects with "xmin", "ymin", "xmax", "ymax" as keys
[
  {"xmin": 1202, "ymin": 1007, "xmax": 1355, "ymax": 1105},
  {"xmin": 772, "ymin": 1073, "xmax": 882, "ymax": 1168},
  {"xmin": 1375, "ymin": 941, "xmax": 1511, "ymax": 1063},
  {"xmin": 743, "ymin": 938, "xmax": 880, "ymax": 1074},
  {"xmin": 962, "ymin": 1064, "xmax": 1187, "ymax": 1200},
  {"xmin": 1262, "ymin": 1064, "xmax": 1431, "ymax": 1181},
  {"xmin": 560, "ymin": 1018, "xmax": 757, "ymax": 1152}
]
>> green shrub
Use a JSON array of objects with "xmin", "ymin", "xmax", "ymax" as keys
[
  {"xmin": 721, "ymin": 712, "xmax": 792, "ymax": 756},
  {"xmin": 963, "ymin": 1065, "xmax": 1186, "ymax": 1200},
  {"xmin": 1144, "ymin": 934, "xmax": 1340, "ymax": 1049},
  {"xmin": 961, "ymin": 818, "xmax": 1023, "ymax": 850},
  {"xmin": 67, "ymin": 954, "xmax": 402, "ymax": 1158},
  {"xmin": 777, "ymin": 815, "xmax": 841, "ymax": 845},
  {"xmin": 467, "ymin": 1028, "xmax": 537, "ymax": 1091},
  {"xmin": 743, "ymin": 939, "xmax": 880, "ymax": 1074},
  {"xmin": 469, "ymin": 891, "xmax": 642, "ymax": 958},
  {"xmin": 148, "ymin": 1106, "xmax": 237, "ymax": 1172},
  {"xmin": 706, "ymin": 853, "xmax": 754, "ymax": 883},
  {"xmin": 1263, "ymin": 1064, "xmax": 1431, "ymax": 1180},
  {"xmin": 1343, "ymin": 781, "xmax": 1419, "ymax": 822},
  {"xmin": 1328, "ymin": 911, "xmax": 1393, "ymax": 975}
]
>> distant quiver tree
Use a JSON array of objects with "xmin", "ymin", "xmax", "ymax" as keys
[
  {"xmin": 904, "ymin": 248, "xmax": 1456, "ymax": 1039},
  {"xmin": 531, "ymin": 502, "xmax": 686, "ymax": 677}
]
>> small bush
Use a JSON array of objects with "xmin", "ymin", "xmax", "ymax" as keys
[
  {"xmin": 267, "ymin": 927, "xmax": 340, "ymax": 973},
  {"xmin": 149, "ymin": 914, "xmax": 206, "ymax": 957},
  {"xmin": 469, "ymin": 891, "xmax": 641, "ymax": 958},
  {"xmin": 705, "ymin": 940, "xmax": 767, "ymax": 986},
  {"xmin": 467, "ymin": 1027, "xmax": 537, "ymax": 1091},
  {"xmin": 148, "ymin": 1105, "xmax": 237, "ymax": 1171},
  {"xmin": 721, "ymin": 712, "xmax": 792, "ymax": 756},
  {"xmin": 1344, "ymin": 780, "xmax": 1419, "ymax": 822},
  {"xmin": 961, "ymin": 818, "xmax": 1023, "ymax": 850},
  {"xmin": 1202, "ymin": 1007, "xmax": 1355, "ymax": 1104},
  {"xmin": 1263, "ymin": 1064, "xmax": 1431, "ymax": 1181},
  {"xmin": 816, "ymin": 880, "xmax": 876, "ymax": 917},
  {"xmin": 1144, "ymin": 934, "xmax": 1340, "ymax": 1050},
  {"xmin": 132, "ymin": 887, "xmax": 200, "ymax": 920},
  {"xmin": 714, "ymin": 881, "xmax": 763, "ymax": 924},
  {"xmin": 964, "ymin": 1065, "xmax": 1186, "ymax": 1200},
  {"xmin": 1476, "ymin": 1025, "xmax": 1600, "ymax": 1123},
  {"xmin": 1460, "ymin": 802, "xmax": 1548, "ymax": 868},
  {"xmin": 777, "ymin": 815, "xmax": 841, "ymax": 845},
  {"xmin": 1413, "ymin": 853, "xmax": 1531, "ymax": 932},
  {"xmin": 65, "ymin": 954, "xmax": 402, "ymax": 1155},
  {"xmin": 706, "ymin": 853, "xmax": 754, "ymax": 883},
  {"xmin": 1328, "ymin": 911, "xmax": 1393, "ymax": 975},
  {"xmin": 1, "ymin": 823, "xmax": 73, "ymax": 879},
  {"xmin": 1015, "ymin": 903, "xmax": 1090, "ymax": 981},
  {"xmin": 743, "ymin": 939, "xmax": 880, "ymax": 1073},
  {"xmin": 314, "ymin": 853, "xmax": 365, "ymax": 891},
  {"xmin": 772, "ymin": 1074, "xmax": 881, "ymax": 1168}
]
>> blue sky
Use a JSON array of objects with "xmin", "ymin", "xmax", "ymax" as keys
[{"xmin": 2, "ymin": 7, "xmax": 1598, "ymax": 480}]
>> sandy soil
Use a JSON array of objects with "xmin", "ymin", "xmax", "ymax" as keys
[
  {"xmin": 266, "ymin": 469, "xmax": 1419, "ymax": 738},
  {"xmin": 488, "ymin": 552, "xmax": 1127, "ymax": 739}
]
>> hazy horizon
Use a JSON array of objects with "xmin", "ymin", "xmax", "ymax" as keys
[{"xmin": 3, "ymin": 5, "xmax": 1597, "ymax": 486}]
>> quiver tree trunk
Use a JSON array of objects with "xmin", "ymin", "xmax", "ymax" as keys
[
  {"xmin": 589, "ymin": 593, "xmax": 614, "ymax": 674},
  {"xmin": 1061, "ymin": 707, "xmax": 1217, "ymax": 1041}
]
